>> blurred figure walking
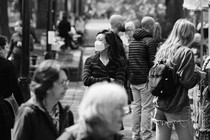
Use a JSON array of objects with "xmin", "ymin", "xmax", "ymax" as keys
[{"xmin": 7, "ymin": 21, "xmax": 34, "ymax": 77}]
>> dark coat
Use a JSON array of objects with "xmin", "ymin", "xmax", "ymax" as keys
[
  {"xmin": 0, "ymin": 57, "xmax": 23, "ymax": 104},
  {"xmin": 129, "ymin": 28, "xmax": 157, "ymax": 85},
  {"xmin": 12, "ymin": 97, "xmax": 74, "ymax": 140},
  {"xmin": 0, "ymin": 57, "xmax": 24, "ymax": 140}
]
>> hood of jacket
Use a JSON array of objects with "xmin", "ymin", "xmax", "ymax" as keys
[{"xmin": 133, "ymin": 28, "xmax": 152, "ymax": 40}]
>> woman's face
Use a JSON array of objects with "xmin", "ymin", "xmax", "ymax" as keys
[
  {"xmin": 125, "ymin": 27, "xmax": 134, "ymax": 38},
  {"xmin": 105, "ymin": 104, "xmax": 125, "ymax": 133},
  {"xmin": 94, "ymin": 33, "xmax": 109, "ymax": 53},
  {"xmin": 47, "ymin": 70, "xmax": 69, "ymax": 101}
]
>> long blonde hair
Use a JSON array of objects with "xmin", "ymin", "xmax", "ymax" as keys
[{"xmin": 155, "ymin": 19, "xmax": 195, "ymax": 63}]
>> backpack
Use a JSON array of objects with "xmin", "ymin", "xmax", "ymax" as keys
[{"xmin": 147, "ymin": 60, "xmax": 177, "ymax": 98}]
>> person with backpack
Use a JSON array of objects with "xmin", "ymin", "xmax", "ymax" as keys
[
  {"xmin": 153, "ymin": 19, "xmax": 206, "ymax": 140},
  {"xmin": 0, "ymin": 35, "xmax": 24, "ymax": 140},
  {"xmin": 12, "ymin": 60, "xmax": 74, "ymax": 140},
  {"xmin": 129, "ymin": 16, "xmax": 157, "ymax": 140}
]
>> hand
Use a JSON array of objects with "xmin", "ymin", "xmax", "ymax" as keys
[
  {"xmin": 199, "ymin": 71, "xmax": 207, "ymax": 81},
  {"xmin": 110, "ymin": 78, "xmax": 115, "ymax": 82},
  {"xmin": 17, "ymin": 41, "xmax": 22, "ymax": 47}
]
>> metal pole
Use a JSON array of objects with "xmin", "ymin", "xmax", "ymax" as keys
[
  {"xmin": 19, "ymin": 0, "xmax": 31, "ymax": 101},
  {"xmin": 208, "ymin": 3, "xmax": 210, "ymax": 55},
  {"xmin": 200, "ymin": 10, "xmax": 204, "ymax": 67},
  {"xmin": 46, "ymin": 0, "xmax": 52, "ymax": 52}
]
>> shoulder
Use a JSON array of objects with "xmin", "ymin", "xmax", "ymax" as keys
[
  {"xmin": 85, "ymin": 54, "xmax": 98, "ymax": 62},
  {"xmin": 175, "ymin": 47, "xmax": 193, "ymax": 58},
  {"xmin": 0, "ymin": 58, "xmax": 14, "ymax": 69},
  {"xmin": 58, "ymin": 124, "xmax": 80, "ymax": 140}
]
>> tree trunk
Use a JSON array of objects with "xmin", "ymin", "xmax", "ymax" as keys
[
  {"xmin": 36, "ymin": 0, "xmax": 47, "ymax": 29},
  {"xmin": 165, "ymin": 0, "xmax": 184, "ymax": 36},
  {"xmin": 0, "ymin": 0, "xmax": 11, "ymax": 39}
]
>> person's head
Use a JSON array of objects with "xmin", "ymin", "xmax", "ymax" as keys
[
  {"xmin": 0, "ymin": 35, "xmax": 8, "ymax": 58},
  {"xmin": 78, "ymin": 82, "xmax": 128, "ymax": 134},
  {"xmin": 155, "ymin": 18, "xmax": 195, "ymax": 63},
  {"xmin": 94, "ymin": 29, "xmax": 121, "ymax": 59},
  {"xmin": 62, "ymin": 12, "xmax": 68, "ymax": 21},
  {"xmin": 125, "ymin": 21, "xmax": 135, "ymax": 38},
  {"xmin": 153, "ymin": 22, "xmax": 162, "ymax": 42},
  {"xmin": 193, "ymin": 33, "xmax": 201, "ymax": 43},
  {"xmin": 109, "ymin": 14, "xmax": 125, "ymax": 33},
  {"xmin": 30, "ymin": 60, "xmax": 69, "ymax": 102},
  {"xmin": 141, "ymin": 16, "xmax": 155, "ymax": 34},
  {"xmin": 14, "ymin": 20, "xmax": 22, "ymax": 33}
]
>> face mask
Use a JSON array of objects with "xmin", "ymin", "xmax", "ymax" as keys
[{"xmin": 94, "ymin": 40, "xmax": 105, "ymax": 52}]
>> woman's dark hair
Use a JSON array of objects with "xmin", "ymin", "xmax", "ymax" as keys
[
  {"xmin": 96, "ymin": 29, "xmax": 122, "ymax": 59},
  {"xmin": 31, "ymin": 60, "xmax": 63, "ymax": 100},
  {"xmin": 105, "ymin": 31, "xmax": 121, "ymax": 59},
  {"xmin": 0, "ymin": 35, "xmax": 7, "ymax": 49}
]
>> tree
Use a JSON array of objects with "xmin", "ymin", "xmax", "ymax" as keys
[
  {"xmin": 0, "ymin": 0, "xmax": 11, "ymax": 39},
  {"xmin": 36, "ymin": 0, "xmax": 47, "ymax": 29}
]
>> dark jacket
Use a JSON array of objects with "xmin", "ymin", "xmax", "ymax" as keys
[
  {"xmin": 0, "ymin": 57, "xmax": 23, "ymax": 104},
  {"xmin": 12, "ymin": 97, "xmax": 74, "ymax": 140},
  {"xmin": 82, "ymin": 53, "xmax": 125, "ymax": 86},
  {"xmin": 156, "ymin": 47, "xmax": 200, "ymax": 113},
  {"xmin": 58, "ymin": 19, "xmax": 71, "ymax": 38},
  {"xmin": 57, "ymin": 123, "xmax": 123, "ymax": 140},
  {"xmin": 129, "ymin": 28, "xmax": 157, "ymax": 85}
]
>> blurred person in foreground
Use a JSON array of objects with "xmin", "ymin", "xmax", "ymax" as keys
[
  {"xmin": 12, "ymin": 60, "xmax": 74, "ymax": 140},
  {"xmin": 153, "ymin": 19, "xmax": 206, "ymax": 140},
  {"xmin": 57, "ymin": 82, "xmax": 128, "ymax": 140},
  {"xmin": 0, "ymin": 35, "xmax": 24, "ymax": 140}
]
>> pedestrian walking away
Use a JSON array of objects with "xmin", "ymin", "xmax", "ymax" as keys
[{"xmin": 153, "ymin": 18, "xmax": 206, "ymax": 140}]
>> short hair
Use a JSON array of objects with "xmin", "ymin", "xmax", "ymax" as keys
[
  {"xmin": 30, "ymin": 60, "xmax": 67, "ymax": 100},
  {"xmin": 78, "ymin": 82, "xmax": 128, "ymax": 124},
  {"xmin": 109, "ymin": 14, "xmax": 124, "ymax": 29},
  {"xmin": 0, "ymin": 35, "xmax": 7, "ymax": 49},
  {"xmin": 125, "ymin": 21, "xmax": 135, "ymax": 30},
  {"xmin": 141, "ymin": 16, "xmax": 155, "ymax": 30}
]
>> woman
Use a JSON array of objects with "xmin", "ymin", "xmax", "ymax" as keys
[
  {"xmin": 153, "ymin": 22, "xmax": 165, "ymax": 51},
  {"xmin": 0, "ymin": 35, "xmax": 24, "ymax": 140},
  {"xmin": 13, "ymin": 60, "xmax": 74, "ymax": 140},
  {"xmin": 57, "ymin": 82, "xmax": 128, "ymax": 140},
  {"xmin": 153, "ymin": 19, "xmax": 206, "ymax": 140},
  {"xmin": 82, "ymin": 29, "xmax": 125, "ymax": 86}
]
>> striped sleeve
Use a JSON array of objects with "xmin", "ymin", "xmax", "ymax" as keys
[{"xmin": 82, "ymin": 56, "xmax": 110, "ymax": 86}]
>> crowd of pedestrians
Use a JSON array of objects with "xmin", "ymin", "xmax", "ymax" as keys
[{"xmin": 0, "ymin": 12, "xmax": 209, "ymax": 140}]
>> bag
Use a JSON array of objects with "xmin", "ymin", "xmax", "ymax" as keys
[
  {"xmin": 147, "ymin": 60, "xmax": 176, "ymax": 98},
  {"xmin": 4, "ymin": 93, "xmax": 19, "ymax": 116},
  {"xmin": 0, "ymin": 94, "xmax": 19, "ymax": 129}
]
